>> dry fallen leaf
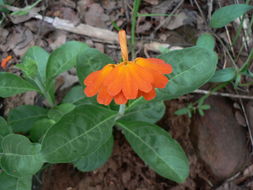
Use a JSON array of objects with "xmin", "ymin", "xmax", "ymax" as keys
[
  {"xmin": 2, "ymin": 27, "xmax": 34, "ymax": 56},
  {"xmin": 166, "ymin": 10, "xmax": 197, "ymax": 30},
  {"xmin": 49, "ymin": 31, "xmax": 67, "ymax": 50},
  {"xmin": 84, "ymin": 3, "xmax": 109, "ymax": 28}
]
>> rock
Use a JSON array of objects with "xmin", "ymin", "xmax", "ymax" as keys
[
  {"xmin": 190, "ymin": 96, "xmax": 249, "ymax": 181},
  {"xmin": 246, "ymin": 101, "xmax": 253, "ymax": 133}
]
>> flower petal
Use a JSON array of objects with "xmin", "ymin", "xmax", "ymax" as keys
[
  {"xmin": 136, "ymin": 57, "xmax": 172, "ymax": 74},
  {"xmin": 139, "ymin": 88, "xmax": 156, "ymax": 101},
  {"xmin": 97, "ymin": 86, "xmax": 113, "ymax": 105},
  {"xmin": 122, "ymin": 64, "xmax": 138, "ymax": 99},
  {"xmin": 84, "ymin": 64, "xmax": 114, "ymax": 97},
  {"xmin": 128, "ymin": 63, "xmax": 152, "ymax": 93},
  {"xmin": 106, "ymin": 64, "xmax": 125, "ymax": 96},
  {"xmin": 132, "ymin": 62, "xmax": 154, "ymax": 83},
  {"xmin": 152, "ymin": 71, "xmax": 169, "ymax": 88},
  {"xmin": 114, "ymin": 92, "xmax": 127, "ymax": 104},
  {"xmin": 83, "ymin": 71, "xmax": 100, "ymax": 86},
  {"xmin": 84, "ymin": 85, "xmax": 98, "ymax": 97}
]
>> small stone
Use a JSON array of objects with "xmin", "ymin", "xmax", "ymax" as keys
[{"xmin": 190, "ymin": 96, "xmax": 250, "ymax": 181}]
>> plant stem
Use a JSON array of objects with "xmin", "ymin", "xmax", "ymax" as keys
[
  {"xmin": 44, "ymin": 90, "xmax": 55, "ymax": 107},
  {"xmin": 131, "ymin": 0, "xmax": 141, "ymax": 59},
  {"xmin": 116, "ymin": 104, "xmax": 126, "ymax": 120},
  {"xmin": 34, "ymin": 78, "xmax": 55, "ymax": 107},
  {"xmin": 240, "ymin": 47, "xmax": 253, "ymax": 72}
]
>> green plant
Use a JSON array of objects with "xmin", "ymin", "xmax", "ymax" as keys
[
  {"xmin": 0, "ymin": 31, "xmax": 218, "ymax": 189},
  {"xmin": 0, "ymin": 1, "xmax": 222, "ymax": 189},
  {"xmin": 175, "ymin": 3, "xmax": 253, "ymax": 117}
]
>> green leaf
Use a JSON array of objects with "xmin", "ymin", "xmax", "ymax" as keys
[
  {"xmin": 157, "ymin": 46, "xmax": 217, "ymax": 100},
  {"xmin": 0, "ymin": 134, "xmax": 44, "ymax": 177},
  {"xmin": 0, "ymin": 135, "xmax": 3, "ymax": 153},
  {"xmin": 74, "ymin": 136, "xmax": 113, "ymax": 172},
  {"xmin": 62, "ymin": 85, "xmax": 85, "ymax": 104},
  {"xmin": 196, "ymin": 33, "xmax": 215, "ymax": 50},
  {"xmin": 0, "ymin": 171, "xmax": 32, "ymax": 190},
  {"xmin": 76, "ymin": 47, "xmax": 114, "ymax": 85},
  {"xmin": 118, "ymin": 120, "xmax": 189, "ymax": 183},
  {"xmin": 175, "ymin": 107, "xmax": 190, "ymax": 116},
  {"xmin": 209, "ymin": 67, "xmax": 236, "ymax": 82},
  {"xmin": 29, "ymin": 119, "xmax": 55, "ymax": 142},
  {"xmin": 122, "ymin": 98, "xmax": 165, "ymax": 123},
  {"xmin": 20, "ymin": 46, "xmax": 49, "ymax": 83},
  {"xmin": 46, "ymin": 41, "xmax": 88, "ymax": 80},
  {"xmin": 48, "ymin": 103, "xmax": 76, "ymax": 122},
  {"xmin": 200, "ymin": 104, "xmax": 211, "ymax": 110},
  {"xmin": 16, "ymin": 58, "xmax": 38, "ymax": 79},
  {"xmin": 0, "ymin": 73, "xmax": 38, "ymax": 98},
  {"xmin": 41, "ymin": 105, "xmax": 117, "ymax": 163},
  {"xmin": 62, "ymin": 85, "xmax": 98, "ymax": 105},
  {"xmin": 210, "ymin": 4, "xmax": 253, "ymax": 28},
  {"xmin": 8, "ymin": 105, "xmax": 48, "ymax": 133},
  {"xmin": 0, "ymin": 116, "xmax": 12, "ymax": 137},
  {"xmin": 198, "ymin": 108, "xmax": 205, "ymax": 116}
]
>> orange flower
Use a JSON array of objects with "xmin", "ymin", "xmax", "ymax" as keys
[
  {"xmin": 83, "ymin": 30, "xmax": 172, "ymax": 105},
  {"xmin": 1, "ymin": 56, "xmax": 12, "ymax": 69}
]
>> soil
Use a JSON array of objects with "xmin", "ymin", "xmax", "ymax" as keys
[{"xmin": 1, "ymin": 0, "xmax": 253, "ymax": 189}]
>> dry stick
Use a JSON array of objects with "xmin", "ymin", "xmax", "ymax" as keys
[
  {"xmin": 193, "ymin": 89, "xmax": 253, "ymax": 100},
  {"xmin": 5, "ymin": 5, "xmax": 183, "ymax": 52},
  {"xmin": 237, "ymin": 94, "xmax": 253, "ymax": 150},
  {"xmin": 217, "ymin": 1, "xmax": 236, "ymax": 59},
  {"xmin": 34, "ymin": 15, "xmax": 119, "ymax": 44},
  {"xmin": 207, "ymin": 0, "xmax": 213, "ymax": 22},
  {"xmin": 193, "ymin": 0, "xmax": 207, "ymax": 26}
]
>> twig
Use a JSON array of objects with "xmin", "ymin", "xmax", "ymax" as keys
[
  {"xmin": 207, "ymin": 0, "xmax": 213, "ymax": 22},
  {"xmin": 193, "ymin": 89, "xmax": 253, "ymax": 100},
  {"xmin": 5, "ymin": 5, "xmax": 182, "ymax": 53},
  {"xmin": 217, "ymin": 1, "xmax": 236, "ymax": 58},
  {"xmin": 193, "ymin": 0, "xmax": 207, "ymax": 26},
  {"xmin": 237, "ymin": 92, "xmax": 253, "ymax": 150},
  {"xmin": 35, "ymin": 15, "xmax": 119, "ymax": 44}
]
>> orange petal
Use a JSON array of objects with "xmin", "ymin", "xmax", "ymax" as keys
[
  {"xmin": 84, "ymin": 64, "xmax": 114, "ymax": 97},
  {"xmin": 106, "ymin": 64, "xmax": 125, "ymax": 96},
  {"xmin": 122, "ymin": 64, "xmax": 138, "ymax": 99},
  {"xmin": 114, "ymin": 92, "xmax": 127, "ymax": 104},
  {"xmin": 152, "ymin": 71, "xmax": 169, "ymax": 88},
  {"xmin": 132, "ymin": 62, "xmax": 154, "ymax": 83},
  {"xmin": 139, "ymin": 88, "xmax": 156, "ymax": 101},
  {"xmin": 1, "ymin": 56, "xmax": 12, "ymax": 69},
  {"xmin": 136, "ymin": 57, "xmax": 172, "ymax": 74},
  {"xmin": 83, "ymin": 71, "xmax": 100, "ymax": 86},
  {"xmin": 97, "ymin": 86, "xmax": 113, "ymax": 105},
  {"xmin": 128, "ymin": 63, "xmax": 152, "ymax": 93},
  {"xmin": 84, "ymin": 85, "xmax": 98, "ymax": 97}
]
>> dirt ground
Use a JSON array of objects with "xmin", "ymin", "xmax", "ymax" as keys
[{"xmin": 1, "ymin": 0, "xmax": 253, "ymax": 189}]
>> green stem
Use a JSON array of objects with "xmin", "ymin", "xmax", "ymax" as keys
[
  {"xmin": 240, "ymin": 47, "xmax": 253, "ymax": 72},
  {"xmin": 34, "ymin": 78, "xmax": 55, "ymax": 107},
  {"xmin": 44, "ymin": 90, "xmax": 55, "ymax": 107},
  {"xmin": 116, "ymin": 104, "xmax": 126, "ymax": 120},
  {"xmin": 131, "ymin": 0, "xmax": 141, "ymax": 59}
]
